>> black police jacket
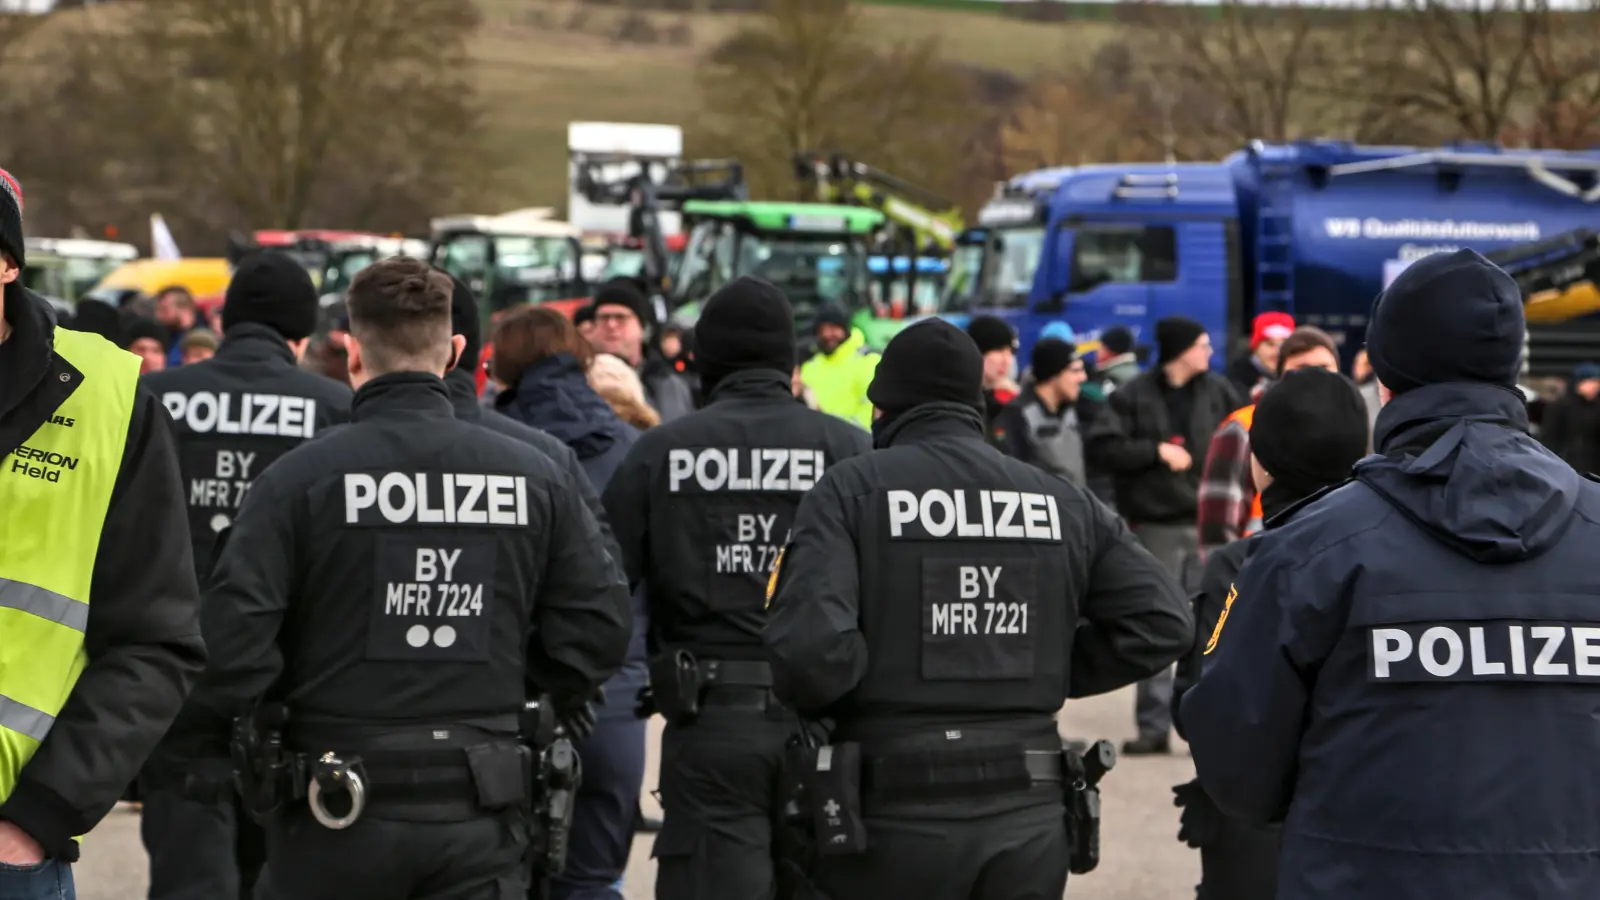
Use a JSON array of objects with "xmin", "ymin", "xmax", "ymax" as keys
[
  {"xmin": 1181, "ymin": 382, "xmax": 1600, "ymax": 900},
  {"xmin": 190, "ymin": 372, "xmax": 632, "ymax": 731},
  {"xmin": 765, "ymin": 402, "xmax": 1192, "ymax": 731},
  {"xmin": 601, "ymin": 368, "xmax": 871, "ymax": 660},
  {"xmin": 142, "ymin": 323, "xmax": 353, "ymax": 580}
]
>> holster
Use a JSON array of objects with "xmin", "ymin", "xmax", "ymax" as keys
[
  {"xmin": 1065, "ymin": 739, "xmax": 1116, "ymax": 874},
  {"xmin": 523, "ymin": 697, "xmax": 582, "ymax": 882},
  {"xmin": 775, "ymin": 730, "xmax": 821, "ymax": 899},
  {"xmin": 230, "ymin": 704, "xmax": 302, "ymax": 823},
  {"xmin": 648, "ymin": 650, "xmax": 704, "ymax": 725}
]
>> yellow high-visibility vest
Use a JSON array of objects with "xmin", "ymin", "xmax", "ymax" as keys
[{"xmin": 0, "ymin": 327, "xmax": 138, "ymax": 804}]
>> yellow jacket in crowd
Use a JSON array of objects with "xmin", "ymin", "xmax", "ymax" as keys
[{"xmin": 800, "ymin": 328, "xmax": 879, "ymax": 430}]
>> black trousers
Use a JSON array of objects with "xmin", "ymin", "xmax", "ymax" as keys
[
  {"xmin": 141, "ymin": 787, "xmax": 266, "ymax": 900},
  {"xmin": 652, "ymin": 705, "xmax": 793, "ymax": 900},
  {"xmin": 252, "ymin": 807, "xmax": 529, "ymax": 900},
  {"xmin": 816, "ymin": 800, "xmax": 1068, "ymax": 900},
  {"xmin": 139, "ymin": 745, "xmax": 267, "ymax": 900}
]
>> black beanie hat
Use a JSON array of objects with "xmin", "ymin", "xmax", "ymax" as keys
[
  {"xmin": 222, "ymin": 250, "xmax": 319, "ymax": 340},
  {"xmin": 1031, "ymin": 337, "xmax": 1078, "ymax": 382},
  {"xmin": 447, "ymin": 273, "xmax": 482, "ymax": 370},
  {"xmin": 868, "ymin": 318, "xmax": 984, "ymax": 415},
  {"xmin": 120, "ymin": 314, "xmax": 170, "ymax": 350},
  {"xmin": 1367, "ymin": 249, "xmax": 1523, "ymax": 395},
  {"xmin": 966, "ymin": 315, "xmax": 1016, "ymax": 355},
  {"xmin": 70, "ymin": 299, "xmax": 122, "ymax": 343},
  {"xmin": 573, "ymin": 302, "xmax": 597, "ymax": 328},
  {"xmin": 1100, "ymin": 325, "xmax": 1134, "ymax": 356},
  {"xmin": 813, "ymin": 302, "xmax": 850, "ymax": 334},
  {"xmin": 1250, "ymin": 368, "xmax": 1370, "ymax": 497},
  {"xmin": 694, "ymin": 276, "xmax": 796, "ymax": 390},
  {"xmin": 592, "ymin": 277, "xmax": 651, "ymax": 327},
  {"xmin": 1155, "ymin": 315, "xmax": 1207, "ymax": 365}
]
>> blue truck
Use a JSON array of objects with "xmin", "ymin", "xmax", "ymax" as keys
[
  {"xmin": 943, "ymin": 167, "xmax": 1075, "ymax": 320},
  {"xmin": 952, "ymin": 141, "xmax": 1600, "ymax": 377}
]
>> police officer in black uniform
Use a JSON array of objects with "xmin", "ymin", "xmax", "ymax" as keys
[
  {"xmin": 764, "ymin": 318, "xmax": 1193, "ymax": 898},
  {"xmin": 139, "ymin": 250, "xmax": 352, "ymax": 900},
  {"xmin": 601, "ymin": 277, "xmax": 872, "ymax": 900},
  {"xmin": 189, "ymin": 257, "xmax": 632, "ymax": 900}
]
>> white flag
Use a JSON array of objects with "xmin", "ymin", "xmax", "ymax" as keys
[{"xmin": 151, "ymin": 213, "xmax": 182, "ymax": 261}]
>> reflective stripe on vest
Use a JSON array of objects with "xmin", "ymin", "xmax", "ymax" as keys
[
  {"xmin": 1220, "ymin": 404, "xmax": 1265, "ymax": 536},
  {"xmin": 0, "ymin": 328, "xmax": 138, "ymax": 805}
]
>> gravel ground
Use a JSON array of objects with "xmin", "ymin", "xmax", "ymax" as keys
[{"xmin": 75, "ymin": 685, "xmax": 1200, "ymax": 899}]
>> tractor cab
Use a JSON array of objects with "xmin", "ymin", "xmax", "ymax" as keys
[
  {"xmin": 428, "ymin": 209, "xmax": 588, "ymax": 314},
  {"xmin": 21, "ymin": 237, "xmax": 139, "ymax": 313},
  {"xmin": 671, "ymin": 201, "xmax": 884, "ymax": 337},
  {"xmin": 250, "ymin": 230, "xmax": 426, "ymax": 303}
]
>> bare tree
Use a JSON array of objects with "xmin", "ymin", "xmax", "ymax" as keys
[
  {"xmin": 697, "ymin": 0, "xmax": 977, "ymax": 203},
  {"xmin": 1127, "ymin": 1, "xmax": 1345, "ymax": 158},
  {"xmin": 1349, "ymin": 0, "xmax": 1539, "ymax": 142},
  {"xmin": 103, "ymin": 0, "xmax": 486, "ymax": 231},
  {"xmin": 1518, "ymin": 0, "xmax": 1600, "ymax": 147}
]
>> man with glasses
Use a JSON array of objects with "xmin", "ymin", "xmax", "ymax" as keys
[{"xmin": 588, "ymin": 279, "xmax": 694, "ymax": 423}]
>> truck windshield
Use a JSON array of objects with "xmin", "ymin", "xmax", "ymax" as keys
[
  {"xmin": 602, "ymin": 248, "xmax": 646, "ymax": 280},
  {"xmin": 737, "ymin": 235, "xmax": 863, "ymax": 316},
  {"xmin": 23, "ymin": 256, "xmax": 128, "ymax": 305},
  {"xmin": 941, "ymin": 227, "xmax": 1042, "ymax": 311},
  {"xmin": 322, "ymin": 249, "xmax": 379, "ymax": 296},
  {"xmin": 434, "ymin": 234, "xmax": 577, "ymax": 285}
]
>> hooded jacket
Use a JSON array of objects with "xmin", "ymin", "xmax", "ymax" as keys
[
  {"xmin": 496, "ymin": 354, "xmax": 639, "ymax": 492},
  {"xmin": 1180, "ymin": 382, "xmax": 1600, "ymax": 900},
  {"xmin": 495, "ymin": 356, "xmax": 648, "ymax": 699}
]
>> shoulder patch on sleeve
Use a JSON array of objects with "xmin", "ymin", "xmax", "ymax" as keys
[
  {"xmin": 1203, "ymin": 583, "xmax": 1237, "ymax": 655},
  {"xmin": 765, "ymin": 545, "xmax": 787, "ymax": 609}
]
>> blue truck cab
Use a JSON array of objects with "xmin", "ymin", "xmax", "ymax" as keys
[
  {"xmin": 943, "ymin": 168, "xmax": 1076, "ymax": 322},
  {"xmin": 987, "ymin": 141, "xmax": 1600, "ymax": 372}
]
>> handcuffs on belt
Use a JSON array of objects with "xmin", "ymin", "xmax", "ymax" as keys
[{"xmin": 307, "ymin": 751, "xmax": 368, "ymax": 830}]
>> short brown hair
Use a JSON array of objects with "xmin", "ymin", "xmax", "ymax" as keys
[
  {"xmin": 155, "ymin": 285, "xmax": 195, "ymax": 309},
  {"xmin": 345, "ymin": 257, "xmax": 454, "ymax": 375},
  {"xmin": 490, "ymin": 306, "xmax": 594, "ymax": 387},
  {"xmin": 1276, "ymin": 326, "xmax": 1339, "ymax": 376}
]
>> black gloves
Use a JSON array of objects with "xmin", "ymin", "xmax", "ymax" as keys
[
  {"xmin": 553, "ymin": 687, "xmax": 606, "ymax": 740},
  {"xmin": 634, "ymin": 685, "xmax": 657, "ymax": 719},
  {"xmin": 1173, "ymin": 778, "xmax": 1222, "ymax": 849}
]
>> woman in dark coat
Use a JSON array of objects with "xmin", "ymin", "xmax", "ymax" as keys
[{"xmin": 490, "ymin": 306, "xmax": 646, "ymax": 900}]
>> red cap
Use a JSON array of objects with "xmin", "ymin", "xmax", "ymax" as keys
[
  {"xmin": 0, "ymin": 168, "xmax": 21, "ymax": 213},
  {"xmin": 1251, "ymin": 312, "xmax": 1295, "ymax": 349}
]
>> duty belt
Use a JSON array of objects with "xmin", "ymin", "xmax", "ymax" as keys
[
  {"xmin": 650, "ymin": 651, "xmax": 778, "ymax": 721},
  {"xmin": 863, "ymin": 743, "xmax": 1064, "ymax": 802}
]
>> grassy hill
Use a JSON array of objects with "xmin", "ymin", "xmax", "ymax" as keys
[{"xmin": 470, "ymin": 0, "xmax": 1114, "ymax": 213}]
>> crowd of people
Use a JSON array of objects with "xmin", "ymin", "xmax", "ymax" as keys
[
  {"xmin": 9, "ymin": 140, "xmax": 1600, "ymax": 900},
  {"xmin": 56, "ymin": 255, "xmax": 1600, "ymax": 770}
]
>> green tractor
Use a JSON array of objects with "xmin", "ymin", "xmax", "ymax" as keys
[
  {"xmin": 670, "ymin": 200, "xmax": 890, "ymax": 346},
  {"xmin": 572, "ymin": 156, "xmax": 892, "ymax": 347}
]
